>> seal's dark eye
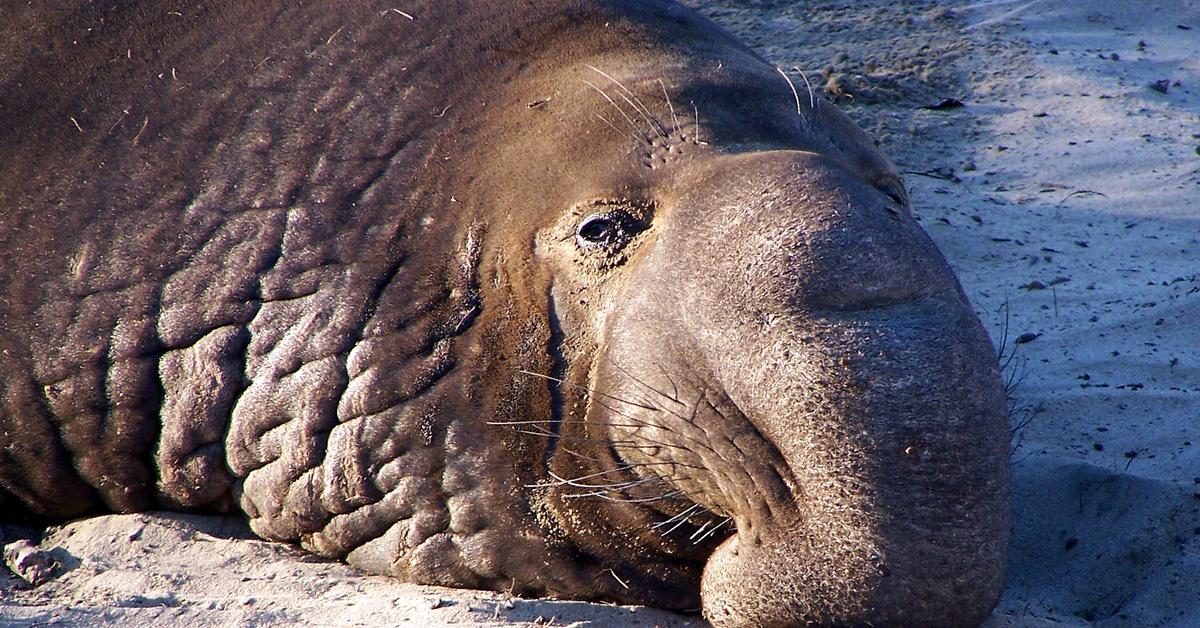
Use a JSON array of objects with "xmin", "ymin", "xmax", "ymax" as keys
[{"xmin": 576, "ymin": 212, "xmax": 629, "ymax": 249}]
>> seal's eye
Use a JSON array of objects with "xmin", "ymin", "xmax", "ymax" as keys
[{"xmin": 576, "ymin": 212, "xmax": 630, "ymax": 249}]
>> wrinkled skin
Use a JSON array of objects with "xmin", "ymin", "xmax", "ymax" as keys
[{"xmin": 0, "ymin": 1, "xmax": 1009, "ymax": 625}]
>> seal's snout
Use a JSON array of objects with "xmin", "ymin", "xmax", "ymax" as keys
[
  {"xmin": 688, "ymin": 303, "xmax": 1009, "ymax": 627},
  {"xmin": 593, "ymin": 150, "xmax": 1011, "ymax": 626}
]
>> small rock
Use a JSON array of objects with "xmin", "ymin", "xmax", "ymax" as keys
[
  {"xmin": 117, "ymin": 592, "xmax": 180, "ymax": 608},
  {"xmin": 3, "ymin": 540, "xmax": 60, "ymax": 586},
  {"xmin": 922, "ymin": 98, "xmax": 964, "ymax": 110},
  {"xmin": 1014, "ymin": 332, "xmax": 1041, "ymax": 344},
  {"xmin": 1150, "ymin": 79, "xmax": 1171, "ymax": 94}
]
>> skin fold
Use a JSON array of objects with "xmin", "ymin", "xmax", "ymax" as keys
[{"xmin": 0, "ymin": 1, "xmax": 1010, "ymax": 625}]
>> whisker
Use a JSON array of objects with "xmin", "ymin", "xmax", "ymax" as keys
[
  {"xmin": 517, "ymin": 369, "xmax": 661, "ymax": 412},
  {"xmin": 778, "ymin": 66, "xmax": 802, "ymax": 115},
  {"xmin": 547, "ymin": 467, "xmax": 637, "ymax": 486},
  {"xmin": 510, "ymin": 369, "xmax": 716, "ymax": 487},
  {"xmin": 590, "ymin": 399, "xmax": 694, "ymax": 453},
  {"xmin": 515, "ymin": 369, "xmax": 710, "ymax": 458},
  {"xmin": 525, "ymin": 468, "xmax": 624, "ymax": 489},
  {"xmin": 489, "ymin": 419, "xmax": 667, "ymax": 431},
  {"xmin": 652, "ymin": 360, "xmax": 682, "ymax": 405},
  {"xmin": 596, "ymin": 392, "xmax": 661, "ymax": 414},
  {"xmin": 556, "ymin": 445, "xmax": 705, "ymax": 473},
  {"xmin": 688, "ymin": 388, "xmax": 706, "ymax": 425},
  {"xmin": 587, "ymin": 401, "xmax": 693, "ymax": 451},
  {"xmin": 603, "ymin": 354, "xmax": 683, "ymax": 407},
  {"xmin": 696, "ymin": 517, "xmax": 733, "ymax": 543},
  {"xmin": 614, "ymin": 91, "xmax": 665, "ymax": 138},
  {"xmin": 657, "ymin": 78, "xmax": 682, "ymax": 137},
  {"xmin": 658, "ymin": 506, "xmax": 700, "ymax": 535},
  {"xmin": 581, "ymin": 79, "xmax": 652, "ymax": 142},
  {"xmin": 652, "ymin": 503, "xmax": 704, "ymax": 530},
  {"xmin": 593, "ymin": 112, "xmax": 633, "ymax": 140},
  {"xmin": 524, "ymin": 426, "xmax": 695, "ymax": 458},
  {"xmin": 565, "ymin": 489, "xmax": 684, "ymax": 503},
  {"xmin": 589, "ymin": 397, "xmax": 660, "ymax": 426},
  {"xmin": 515, "ymin": 427, "xmax": 559, "ymax": 439},
  {"xmin": 792, "ymin": 65, "xmax": 817, "ymax": 111},
  {"xmin": 525, "ymin": 461, "xmax": 688, "ymax": 490},
  {"xmin": 572, "ymin": 478, "xmax": 661, "ymax": 492},
  {"xmin": 776, "ymin": 66, "xmax": 810, "ymax": 129},
  {"xmin": 585, "ymin": 64, "xmax": 668, "ymax": 137},
  {"xmin": 650, "ymin": 401, "xmax": 692, "ymax": 423},
  {"xmin": 514, "ymin": 430, "xmax": 673, "ymax": 451},
  {"xmin": 541, "ymin": 471, "xmax": 663, "ymax": 491},
  {"xmin": 692, "ymin": 102, "xmax": 703, "ymax": 144},
  {"xmin": 559, "ymin": 445, "xmax": 606, "ymax": 464}
]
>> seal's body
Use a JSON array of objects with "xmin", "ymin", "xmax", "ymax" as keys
[{"xmin": 0, "ymin": 2, "xmax": 1010, "ymax": 625}]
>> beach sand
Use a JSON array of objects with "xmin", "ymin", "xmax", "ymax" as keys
[{"xmin": 3, "ymin": 1, "xmax": 1197, "ymax": 625}]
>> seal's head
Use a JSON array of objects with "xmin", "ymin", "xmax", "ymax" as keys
[{"xmin": 465, "ymin": 9, "xmax": 1009, "ymax": 626}]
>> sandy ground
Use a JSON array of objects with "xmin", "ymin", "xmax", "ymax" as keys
[{"xmin": 3, "ymin": 1, "xmax": 1198, "ymax": 626}]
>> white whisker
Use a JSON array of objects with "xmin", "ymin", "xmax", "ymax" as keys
[
  {"xmin": 585, "ymin": 64, "xmax": 667, "ymax": 137},
  {"xmin": 581, "ymin": 79, "xmax": 651, "ymax": 142},
  {"xmin": 792, "ymin": 65, "xmax": 816, "ymax": 111},
  {"xmin": 658, "ymin": 78, "xmax": 682, "ymax": 137}
]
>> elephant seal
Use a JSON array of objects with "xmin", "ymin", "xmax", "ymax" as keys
[{"xmin": 0, "ymin": 1, "xmax": 1010, "ymax": 625}]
